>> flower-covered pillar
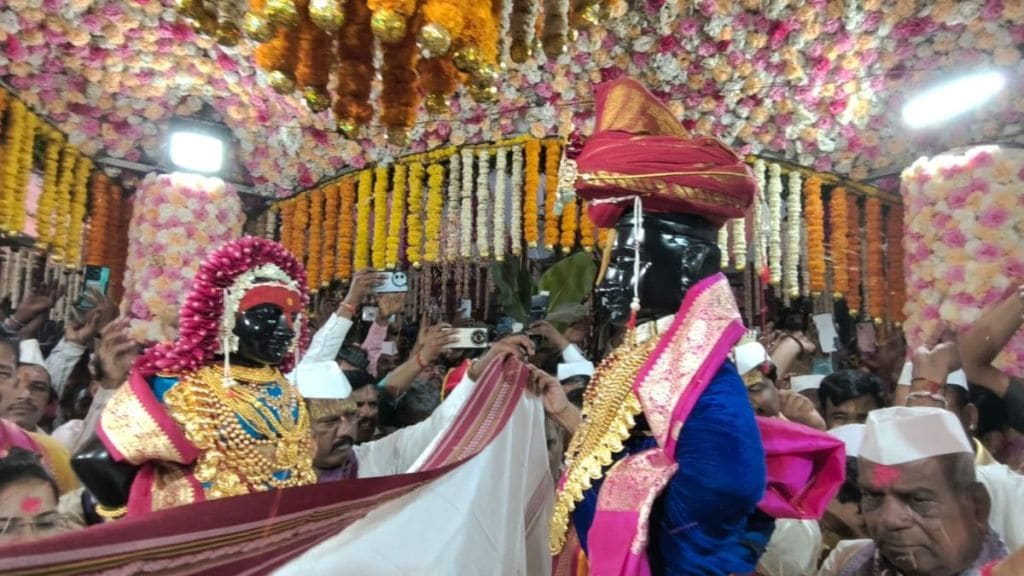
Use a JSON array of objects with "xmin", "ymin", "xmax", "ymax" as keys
[
  {"xmin": 122, "ymin": 172, "xmax": 243, "ymax": 343},
  {"xmin": 902, "ymin": 146, "xmax": 1024, "ymax": 375}
]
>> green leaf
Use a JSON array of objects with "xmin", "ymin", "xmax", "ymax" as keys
[
  {"xmin": 538, "ymin": 252, "xmax": 597, "ymax": 321},
  {"xmin": 489, "ymin": 258, "xmax": 534, "ymax": 322}
]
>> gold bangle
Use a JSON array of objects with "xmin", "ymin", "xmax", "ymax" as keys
[{"xmin": 95, "ymin": 504, "xmax": 127, "ymax": 520}]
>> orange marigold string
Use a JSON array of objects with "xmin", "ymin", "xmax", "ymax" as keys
[
  {"xmin": 279, "ymin": 199, "xmax": 295, "ymax": 256},
  {"xmin": 85, "ymin": 173, "xmax": 109, "ymax": 266},
  {"xmin": 307, "ymin": 187, "xmax": 324, "ymax": 291},
  {"xmin": 579, "ymin": 201, "xmax": 596, "ymax": 252},
  {"xmin": 560, "ymin": 197, "xmax": 577, "ymax": 254},
  {"xmin": 865, "ymin": 197, "xmax": 884, "ymax": 324},
  {"xmin": 66, "ymin": 156, "xmax": 91, "ymax": 268},
  {"xmin": 804, "ymin": 176, "xmax": 826, "ymax": 296},
  {"xmin": 338, "ymin": 178, "xmax": 357, "ymax": 281},
  {"xmin": 254, "ymin": 11, "xmax": 300, "ymax": 83},
  {"xmin": 886, "ymin": 204, "xmax": 906, "ymax": 325},
  {"xmin": 379, "ymin": 14, "xmax": 422, "ymax": 136},
  {"xmin": 524, "ymin": 139, "xmax": 541, "ymax": 247},
  {"xmin": 102, "ymin": 183, "xmax": 123, "ymax": 270},
  {"xmin": 829, "ymin": 187, "xmax": 848, "ymax": 300},
  {"xmin": 543, "ymin": 140, "xmax": 561, "ymax": 250},
  {"xmin": 294, "ymin": 0, "xmax": 332, "ymax": 100},
  {"xmin": 333, "ymin": 0, "xmax": 375, "ymax": 129},
  {"xmin": 846, "ymin": 195, "xmax": 862, "ymax": 316},
  {"xmin": 321, "ymin": 184, "xmax": 339, "ymax": 286}
]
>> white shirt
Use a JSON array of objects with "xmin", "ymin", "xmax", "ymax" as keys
[{"xmin": 977, "ymin": 462, "xmax": 1024, "ymax": 551}]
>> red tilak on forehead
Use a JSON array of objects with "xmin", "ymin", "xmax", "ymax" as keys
[
  {"xmin": 19, "ymin": 497, "xmax": 42, "ymax": 515},
  {"xmin": 872, "ymin": 464, "xmax": 901, "ymax": 489}
]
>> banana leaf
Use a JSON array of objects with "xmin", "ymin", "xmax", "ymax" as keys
[
  {"xmin": 538, "ymin": 252, "xmax": 597, "ymax": 322},
  {"xmin": 489, "ymin": 258, "xmax": 534, "ymax": 322}
]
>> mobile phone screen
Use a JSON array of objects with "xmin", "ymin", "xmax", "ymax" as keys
[{"xmin": 78, "ymin": 266, "xmax": 110, "ymax": 309}]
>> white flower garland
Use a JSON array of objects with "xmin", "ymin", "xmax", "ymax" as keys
[
  {"xmin": 800, "ymin": 218, "xmax": 810, "ymax": 298},
  {"xmin": 493, "ymin": 147, "xmax": 508, "ymax": 262},
  {"xmin": 718, "ymin": 225, "xmax": 729, "ymax": 269},
  {"xmin": 476, "ymin": 149, "xmax": 491, "ymax": 259},
  {"xmin": 753, "ymin": 159, "xmax": 767, "ymax": 275},
  {"xmin": 264, "ymin": 206, "xmax": 277, "ymax": 240},
  {"xmin": 460, "ymin": 148, "xmax": 474, "ymax": 259},
  {"xmin": 786, "ymin": 171, "xmax": 803, "ymax": 298},
  {"xmin": 9, "ymin": 249, "xmax": 25, "ymax": 310},
  {"xmin": 445, "ymin": 152, "xmax": 462, "ymax": 262},
  {"xmin": 768, "ymin": 163, "xmax": 783, "ymax": 286},
  {"xmin": 732, "ymin": 217, "xmax": 746, "ymax": 271},
  {"xmin": 510, "ymin": 145, "xmax": 524, "ymax": 256}
]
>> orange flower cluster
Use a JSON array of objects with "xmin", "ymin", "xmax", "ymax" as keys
[
  {"xmin": 293, "ymin": 193, "xmax": 309, "ymax": 265},
  {"xmin": 372, "ymin": 166, "xmax": 389, "ymax": 269},
  {"xmin": 524, "ymin": 139, "xmax": 541, "ymax": 247},
  {"xmin": 846, "ymin": 195, "xmax": 862, "ymax": 315},
  {"xmin": 417, "ymin": 57, "xmax": 459, "ymax": 113},
  {"xmin": 560, "ymin": 197, "xmax": 577, "ymax": 254},
  {"xmin": 321, "ymin": 183, "xmax": 339, "ymax": 288},
  {"xmin": 543, "ymin": 140, "xmax": 561, "ymax": 249},
  {"xmin": 106, "ymin": 189, "xmax": 131, "ymax": 302},
  {"xmin": 379, "ymin": 17, "xmax": 421, "ymax": 136},
  {"xmin": 886, "ymin": 205, "xmax": 906, "ymax": 324},
  {"xmin": 295, "ymin": 0, "xmax": 332, "ymax": 102},
  {"xmin": 254, "ymin": 0, "xmax": 300, "ymax": 85},
  {"xmin": 86, "ymin": 173, "xmax": 110, "ymax": 266},
  {"xmin": 333, "ymin": 0, "xmax": 375, "ymax": 129},
  {"xmin": 279, "ymin": 199, "xmax": 296, "ymax": 257},
  {"xmin": 579, "ymin": 202, "xmax": 596, "ymax": 252},
  {"xmin": 406, "ymin": 162, "xmax": 425, "ymax": 266},
  {"xmin": 804, "ymin": 176, "xmax": 826, "ymax": 295},
  {"xmin": 306, "ymin": 187, "xmax": 324, "ymax": 291},
  {"xmin": 829, "ymin": 187, "xmax": 848, "ymax": 299},
  {"xmin": 337, "ymin": 178, "xmax": 356, "ymax": 280},
  {"xmin": 865, "ymin": 197, "xmax": 884, "ymax": 323}
]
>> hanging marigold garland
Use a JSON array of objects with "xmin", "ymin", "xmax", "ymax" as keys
[
  {"xmin": 543, "ymin": 140, "xmax": 561, "ymax": 250},
  {"xmin": 6, "ymin": 102, "xmax": 38, "ymax": 236},
  {"xmin": 541, "ymin": 0, "xmax": 568, "ymax": 58},
  {"xmin": 418, "ymin": 0, "xmax": 463, "ymax": 113},
  {"xmin": 493, "ymin": 148, "xmax": 507, "ymax": 262},
  {"xmin": 372, "ymin": 167, "xmax": 389, "ymax": 269},
  {"xmin": 887, "ymin": 204, "xmax": 905, "ymax": 325},
  {"xmin": 52, "ymin": 146, "xmax": 77, "ymax": 261},
  {"xmin": 386, "ymin": 163, "xmax": 408, "ymax": 268},
  {"xmin": 476, "ymin": 149, "xmax": 491, "ymax": 259},
  {"xmin": 560, "ymin": 197, "xmax": 578, "ymax": 254},
  {"xmin": 767, "ymin": 162, "xmax": 783, "ymax": 285},
  {"xmin": 731, "ymin": 217, "xmax": 746, "ymax": 271},
  {"xmin": 424, "ymin": 162, "xmax": 445, "ymax": 263},
  {"xmin": 338, "ymin": 177, "xmax": 357, "ymax": 280},
  {"xmin": 355, "ymin": 171, "xmax": 373, "ymax": 271},
  {"xmin": 85, "ymin": 173, "xmax": 109, "ymax": 266},
  {"xmin": 804, "ymin": 176, "xmax": 826, "ymax": 296},
  {"xmin": 407, "ymin": 161, "xmax": 425, "ymax": 267},
  {"xmin": 0, "ymin": 98, "xmax": 22, "ymax": 232},
  {"xmin": 104, "ymin": 185, "xmax": 127, "ymax": 296},
  {"xmin": 846, "ymin": 195, "xmax": 862, "ymax": 316},
  {"xmin": 510, "ymin": 144, "xmax": 524, "ymax": 255},
  {"xmin": 829, "ymin": 187, "xmax": 848, "ymax": 299},
  {"xmin": 865, "ymin": 197, "xmax": 884, "ymax": 323},
  {"xmin": 378, "ymin": 11, "xmax": 422, "ymax": 141},
  {"xmin": 321, "ymin": 183, "xmax": 339, "ymax": 287},
  {"xmin": 293, "ymin": 192, "xmax": 310, "ymax": 266},
  {"xmin": 333, "ymin": 0, "xmax": 375, "ymax": 133},
  {"xmin": 307, "ymin": 187, "xmax": 324, "ymax": 291},
  {"xmin": 294, "ymin": 0, "xmax": 333, "ymax": 110},
  {"xmin": 579, "ymin": 202, "xmax": 596, "ymax": 252},
  {"xmin": 785, "ymin": 171, "xmax": 802, "ymax": 298},
  {"xmin": 36, "ymin": 129, "xmax": 64, "ymax": 249},
  {"xmin": 253, "ymin": 0, "xmax": 301, "ymax": 93},
  {"xmin": 65, "ymin": 157, "xmax": 91, "ymax": 268},
  {"xmin": 279, "ymin": 198, "xmax": 296, "ymax": 257}
]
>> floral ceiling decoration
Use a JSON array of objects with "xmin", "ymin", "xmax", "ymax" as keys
[{"xmin": 1, "ymin": 0, "xmax": 1022, "ymax": 197}]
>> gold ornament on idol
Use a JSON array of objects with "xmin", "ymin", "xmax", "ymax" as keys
[
  {"xmin": 163, "ymin": 365, "xmax": 315, "ymax": 500},
  {"xmin": 309, "ymin": 0, "xmax": 345, "ymax": 33},
  {"xmin": 549, "ymin": 328, "xmax": 661, "ymax": 554}
]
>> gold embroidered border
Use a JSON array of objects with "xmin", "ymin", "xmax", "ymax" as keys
[
  {"xmin": 578, "ymin": 170, "xmax": 749, "ymax": 210},
  {"xmin": 101, "ymin": 385, "xmax": 186, "ymax": 466},
  {"xmin": 150, "ymin": 464, "xmax": 200, "ymax": 512},
  {"xmin": 598, "ymin": 83, "xmax": 688, "ymax": 138},
  {"xmin": 595, "ymin": 450, "xmax": 678, "ymax": 555}
]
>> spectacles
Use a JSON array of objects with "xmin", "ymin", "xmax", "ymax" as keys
[{"xmin": 0, "ymin": 513, "xmax": 76, "ymax": 537}]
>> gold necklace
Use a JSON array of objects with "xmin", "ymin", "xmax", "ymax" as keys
[
  {"xmin": 164, "ymin": 366, "xmax": 316, "ymax": 500},
  {"xmin": 228, "ymin": 364, "xmax": 281, "ymax": 383},
  {"xmin": 549, "ymin": 329, "xmax": 661, "ymax": 554}
]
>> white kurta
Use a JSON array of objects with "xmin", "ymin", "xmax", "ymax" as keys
[
  {"xmin": 977, "ymin": 462, "xmax": 1024, "ymax": 551},
  {"xmin": 758, "ymin": 519, "xmax": 822, "ymax": 576},
  {"xmin": 275, "ymin": 376, "xmax": 554, "ymax": 576}
]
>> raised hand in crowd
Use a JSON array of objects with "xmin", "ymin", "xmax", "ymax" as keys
[
  {"xmin": 527, "ymin": 366, "xmax": 581, "ymax": 434},
  {"xmin": 375, "ymin": 293, "xmax": 405, "ymax": 326},
  {"xmin": 777, "ymin": 389, "xmax": 827, "ymax": 431},
  {"xmin": 467, "ymin": 335, "xmax": 536, "ymax": 382},
  {"xmin": 528, "ymin": 320, "xmax": 571, "ymax": 352},
  {"xmin": 339, "ymin": 269, "xmax": 386, "ymax": 318},
  {"xmin": 961, "ymin": 285, "xmax": 1024, "ymax": 433},
  {"xmin": 94, "ymin": 318, "xmax": 139, "ymax": 390},
  {"xmin": 65, "ymin": 289, "xmax": 118, "ymax": 346},
  {"xmin": 380, "ymin": 317, "xmax": 458, "ymax": 399},
  {"xmin": 2, "ymin": 280, "xmax": 62, "ymax": 337}
]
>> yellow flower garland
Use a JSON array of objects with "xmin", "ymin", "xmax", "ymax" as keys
[
  {"xmin": 321, "ymin": 183, "xmax": 339, "ymax": 287},
  {"xmin": 0, "ymin": 99, "xmax": 27, "ymax": 234},
  {"xmin": 52, "ymin": 145, "xmax": 77, "ymax": 261},
  {"xmin": 524, "ymin": 139, "xmax": 541, "ymax": 247},
  {"xmin": 12, "ymin": 110, "xmax": 39, "ymax": 235},
  {"xmin": 579, "ymin": 202, "xmax": 596, "ymax": 252},
  {"xmin": 355, "ymin": 170, "xmax": 373, "ymax": 271},
  {"xmin": 36, "ymin": 129, "xmax": 64, "ymax": 248},
  {"xmin": 560, "ymin": 197, "xmax": 577, "ymax": 254},
  {"xmin": 424, "ymin": 162, "xmax": 445, "ymax": 263},
  {"xmin": 406, "ymin": 161, "xmax": 425, "ymax": 268},
  {"xmin": 65, "ymin": 156, "xmax": 91, "ymax": 269},
  {"xmin": 543, "ymin": 140, "xmax": 561, "ymax": 250},
  {"xmin": 386, "ymin": 163, "xmax": 407, "ymax": 269},
  {"xmin": 338, "ymin": 178, "xmax": 356, "ymax": 281},
  {"xmin": 372, "ymin": 166, "xmax": 389, "ymax": 270},
  {"xmin": 307, "ymin": 187, "xmax": 324, "ymax": 292}
]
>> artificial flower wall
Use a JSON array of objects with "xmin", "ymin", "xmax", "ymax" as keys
[{"xmin": 1, "ymin": 0, "xmax": 1022, "ymax": 197}]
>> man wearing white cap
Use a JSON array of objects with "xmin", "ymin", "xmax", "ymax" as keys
[
  {"xmin": 819, "ymin": 424, "xmax": 869, "ymax": 563},
  {"xmin": 793, "ymin": 374, "xmax": 825, "ymax": 411},
  {"xmin": 734, "ymin": 339, "xmax": 826, "ymax": 430},
  {"xmin": 0, "ymin": 340, "xmax": 53, "ymax": 433},
  {"xmin": 820, "ymin": 407, "xmax": 1008, "ymax": 576}
]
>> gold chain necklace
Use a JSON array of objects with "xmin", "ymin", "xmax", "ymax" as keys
[
  {"xmin": 164, "ymin": 365, "xmax": 316, "ymax": 500},
  {"xmin": 549, "ymin": 329, "xmax": 661, "ymax": 554}
]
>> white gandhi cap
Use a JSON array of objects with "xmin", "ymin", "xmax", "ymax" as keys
[
  {"xmin": 828, "ymin": 424, "xmax": 865, "ymax": 459},
  {"xmin": 734, "ymin": 341, "xmax": 770, "ymax": 376},
  {"xmin": 791, "ymin": 374, "xmax": 825, "ymax": 393},
  {"xmin": 860, "ymin": 406, "xmax": 972, "ymax": 466},
  {"xmin": 287, "ymin": 361, "xmax": 352, "ymax": 400}
]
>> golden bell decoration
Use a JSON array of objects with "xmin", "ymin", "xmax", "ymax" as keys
[
  {"xmin": 387, "ymin": 127, "xmax": 409, "ymax": 147},
  {"xmin": 264, "ymin": 0, "xmax": 299, "ymax": 27},
  {"xmin": 425, "ymin": 92, "xmax": 449, "ymax": 115},
  {"xmin": 268, "ymin": 71, "xmax": 296, "ymax": 94},
  {"xmin": 176, "ymin": 0, "xmax": 205, "ymax": 20},
  {"xmin": 418, "ymin": 22, "xmax": 451, "ymax": 56},
  {"xmin": 304, "ymin": 88, "xmax": 331, "ymax": 113},
  {"xmin": 336, "ymin": 118, "xmax": 358, "ymax": 138},
  {"xmin": 370, "ymin": 9, "xmax": 407, "ymax": 43},
  {"xmin": 309, "ymin": 0, "xmax": 345, "ymax": 33},
  {"xmin": 510, "ymin": 41, "xmax": 530, "ymax": 64},
  {"xmin": 453, "ymin": 46, "xmax": 482, "ymax": 73},
  {"xmin": 242, "ymin": 12, "xmax": 275, "ymax": 42},
  {"xmin": 191, "ymin": 11, "xmax": 218, "ymax": 36},
  {"xmin": 468, "ymin": 83, "xmax": 497, "ymax": 103},
  {"xmin": 216, "ymin": 21, "xmax": 242, "ymax": 47},
  {"xmin": 471, "ymin": 63, "xmax": 499, "ymax": 88}
]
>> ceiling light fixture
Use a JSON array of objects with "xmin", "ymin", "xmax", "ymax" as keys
[{"xmin": 902, "ymin": 70, "xmax": 1006, "ymax": 129}]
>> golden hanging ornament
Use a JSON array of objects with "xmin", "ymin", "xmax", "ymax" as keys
[
  {"xmin": 216, "ymin": 21, "xmax": 242, "ymax": 46},
  {"xmin": 336, "ymin": 118, "xmax": 358, "ymax": 138},
  {"xmin": 370, "ymin": 9, "xmax": 407, "ymax": 43},
  {"xmin": 243, "ymin": 13, "xmax": 276, "ymax": 42},
  {"xmin": 265, "ymin": 0, "xmax": 299, "ymax": 27},
  {"xmin": 192, "ymin": 10, "xmax": 218, "ymax": 35},
  {"xmin": 176, "ymin": 0, "xmax": 205, "ymax": 19},
  {"xmin": 574, "ymin": 2, "xmax": 606, "ymax": 27},
  {"xmin": 453, "ymin": 45, "xmax": 482, "ymax": 73},
  {"xmin": 304, "ymin": 88, "xmax": 331, "ymax": 112},
  {"xmin": 269, "ymin": 71, "xmax": 296, "ymax": 94},
  {"xmin": 425, "ymin": 92, "xmax": 449, "ymax": 114},
  {"xmin": 418, "ymin": 22, "xmax": 451, "ymax": 56},
  {"xmin": 309, "ymin": 0, "xmax": 345, "ymax": 33},
  {"xmin": 388, "ymin": 127, "xmax": 409, "ymax": 147},
  {"xmin": 510, "ymin": 42, "xmax": 530, "ymax": 64}
]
